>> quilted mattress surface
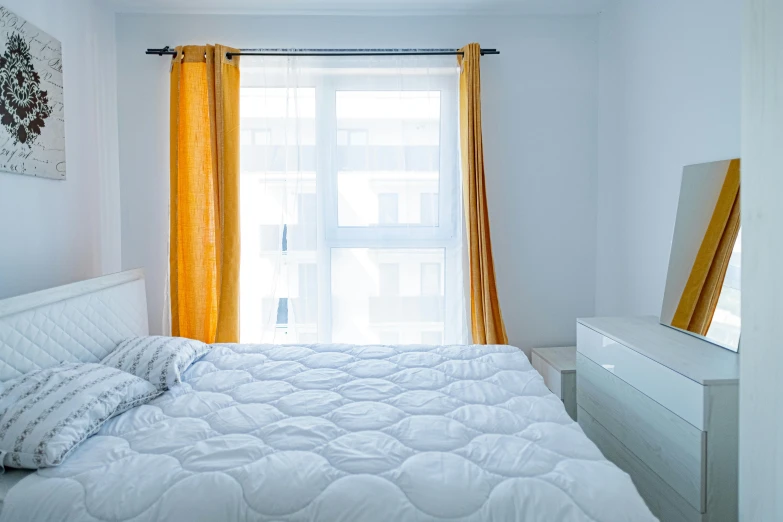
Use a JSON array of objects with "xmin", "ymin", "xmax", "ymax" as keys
[{"xmin": 1, "ymin": 343, "xmax": 655, "ymax": 522}]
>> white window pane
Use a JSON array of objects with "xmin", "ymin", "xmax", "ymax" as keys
[
  {"xmin": 350, "ymin": 130, "xmax": 368, "ymax": 146},
  {"xmin": 336, "ymin": 91, "xmax": 441, "ymax": 227},
  {"xmin": 291, "ymin": 193, "xmax": 317, "ymax": 251},
  {"xmin": 421, "ymin": 331, "xmax": 443, "ymax": 345},
  {"xmin": 336, "ymin": 91, "xmax": 441, "ymax": 120},
  {"xmin": 291, "ymin": 263, "xmax": 318, "ymax": 326},
  {"xmin": 240, "ymin": 87, "xmax": 318, "ymax": 344},
  {"xmin": 240, "ymin": 88, "xmax": 316, "ymax": 174},
  {"xmin": 252, "ymin": 129, "xmax": 272, "ymax": 145},
  {"xmin": 420, "ymin": 192, "xmax": 438, "ymax": 226},
  {"xmin": 377, "ymin": 193, "xmax": 399, "ymax": 225},
  {"xmin": 421, "ymin": 263, "xmax": 442, "ymax": 296},
  {"xmin": 242, "ymin": 88, "xmax": 316, "ymax": 119},
  {"xmin": 331, "ymin": 248, "xmax": 445, "ymax": 344},
  {"xmin": 338, "ymin": 129, "xmax": 369, "ymax": 146},
  {"xmin": 298, "ymin": 332, "xmax": 318, "ymax": 344},
  {"xmin": 379, "ymin": 263, "xmax": 400, "ymax": 296},
  {"xmin": 259, "ymin": 225, "xmax": 280, "ymax": 252},
  {"xmin": 337, "ymin": 130, "xmax": 348, "ymax": 146},
  {"xmin": 379, "ymin": 331, "xmax": 400, "ymax": 345}
]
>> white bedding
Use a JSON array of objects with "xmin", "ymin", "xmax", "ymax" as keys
[
  {"xmin": 1, "ymin": 343, "xmax": 655, "ymax": 522},
  {"xmin": 0, "ymin": 469, "xmax": 31, "ymax": 511}
]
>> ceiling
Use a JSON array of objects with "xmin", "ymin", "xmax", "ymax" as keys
[{"xmin": 107, "ymin": 0, "xmax": 607, "ymax": 16}]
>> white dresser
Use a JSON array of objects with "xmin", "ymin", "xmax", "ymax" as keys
[{"xmin": 576, "ymin": 316, "xmax": 738, "ymax": 522}]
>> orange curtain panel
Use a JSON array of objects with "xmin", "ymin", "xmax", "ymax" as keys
[
  {"xmin": 170, "ymin": 44, "xmax": 240, "ymax": 343},
  {"xmin": 672, "ymin": 159, "xmax": 741, "ymax": 335},
  {"xmin": 458, "ymin": 43, "xmax": 508, "ymax": 345}
]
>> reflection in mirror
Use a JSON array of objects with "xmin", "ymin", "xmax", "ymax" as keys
[
  {"xmin": 705, "ymin": 229, "xmax": 741, "ymax": 347},
  {"xmin": 660, "ymin": 159, "xmax": 741, "ymax": 352}
]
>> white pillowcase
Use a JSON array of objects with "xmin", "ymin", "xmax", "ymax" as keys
[
  {"xmin": 101, "ymin": 336, "xmax": 211, "ymax": 391},
  {"xmin": 0, "ymin": 363, "xmax": 160, "ymax": 470}
]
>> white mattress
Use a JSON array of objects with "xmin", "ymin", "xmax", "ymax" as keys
[{"xmin": 0, "ymin": 343, "xmax": 655, "ymax": 521}]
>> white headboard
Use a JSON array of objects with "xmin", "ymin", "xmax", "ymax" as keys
[{"xmin": 0, "ymin": 270, "xmax": 149, "ymax": 382}]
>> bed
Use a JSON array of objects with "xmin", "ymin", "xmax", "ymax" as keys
[{"xmin": 0, "ymin": 270, "xmax": 656, "ymax": 521}]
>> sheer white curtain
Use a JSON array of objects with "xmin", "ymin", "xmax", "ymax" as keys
[{"xmin": 239, "ymin": 55, "xmax": 466, "ymax": 345}]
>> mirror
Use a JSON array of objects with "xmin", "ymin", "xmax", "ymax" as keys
[{"xmin": 660, "ymin": 159, "xmax": 741, "ymax": 352}]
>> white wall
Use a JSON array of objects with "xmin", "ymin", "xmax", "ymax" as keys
[
  {"xmin": 116, "ymin": 13, "xmax": 599, "ymax": 351},
  {"xmin": 740, "ymin": 0, "xmax": 783, "ymax": 518},
  {"xmin": 596, "ymin": 0, "xmax": 741, "ymax": 316},
  {"xmin": 0, "ymin": 0, "xmax": 121, "ymax": 299}
]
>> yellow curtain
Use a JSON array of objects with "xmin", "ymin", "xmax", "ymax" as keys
[
  {"xmin": 672, "ymin": 159, "xmax": 741, "ymax": 335},
  {"xmin": 458, "ymin": 43, "xmax": 508, "ymax": 345},
  {"xmin": 170, "ymin": 44, "xmax": 240, "ymax": 343}
]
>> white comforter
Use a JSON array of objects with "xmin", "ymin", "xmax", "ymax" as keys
[{"xmin": 1, "ymin": 343, "xmax": 655, "ymax": 522}]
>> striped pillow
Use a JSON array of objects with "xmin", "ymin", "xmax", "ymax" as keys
[
  {"xmin": 101, "ymin": 336, "xmax": 211, "ymax": 391},
  {"xmin": 0, "ymin": 363, "xmax": 160, "ymax": 470}
]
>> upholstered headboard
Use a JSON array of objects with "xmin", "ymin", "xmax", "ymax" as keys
[{"xmin": 0, "ymin": 270, "xmax": 149, "ymax": 382}]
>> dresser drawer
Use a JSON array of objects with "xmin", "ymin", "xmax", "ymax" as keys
[
  {"xmin": 577, "ymin": 324, "xmax": 706, "ymax": 429},
  {"xmin": 577, "ymin": 353, "xmax": 706, "ymax": 512},
  {"xmin": 579, "ymin": 407, "xmax": 704, "ymax": 522}
]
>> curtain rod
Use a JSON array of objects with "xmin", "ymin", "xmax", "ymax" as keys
[{"xmin": 145, "ymin": 47, "xmax": 500, "ymax": 58}]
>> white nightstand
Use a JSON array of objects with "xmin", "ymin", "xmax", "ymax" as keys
[{"xmin": 531, "ymin": 346, "xmax": 576, "ymax": 420}]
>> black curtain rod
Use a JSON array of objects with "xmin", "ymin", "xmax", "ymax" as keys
[{"xmin": 145, "ymin": 47, "xmax": 499, "ymax": 58}]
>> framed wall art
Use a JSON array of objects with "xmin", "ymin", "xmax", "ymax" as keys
[{"xmin": 0, "ymin": 6, "xmax": 64, "ymax": 180}]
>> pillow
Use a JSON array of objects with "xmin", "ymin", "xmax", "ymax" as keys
[
  {"xmin": 101, "ymin": 336, "xmax": 210, "ymax": 391},
  {"xmin": 0, "ymin": 363, "xmax": 160, "ymax": 470}
]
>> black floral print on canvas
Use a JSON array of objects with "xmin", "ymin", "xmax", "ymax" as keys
[{"xmin": 0, "ymin": 33, "xmax": 52, "ymax": 146}]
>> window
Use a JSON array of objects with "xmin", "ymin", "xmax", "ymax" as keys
[
  {"xmin": 421, "ymin": 262, "xmax": 442, "ymax": 296},
  {"xmin": 379, "ymin": 331, "xmax": 400, "ymax": 345},
  {"xmin": 420, "ymin": 192, "xmax": 439, "ymax": 226},
  {"xmin": 293, "ymin": 193, "xmax": 317, "ymax": 251},
  {"xmin": 377, "ymin": 194, "xmax": 399, "ymax": 225},
  {"xmin": 239, "ymin": 58, "xmax": 462, "ymax": 344},
  {"xmin": 337, "ymin": 129, "xmax": 370, "ymax": 170},
  {"xmin": 421, "ymin": 331, "xmax": 443, "ymax": 345},
  {"xmin": 296, "ymin": 263, "xmax": 318, "ymax": 325},
  {"xmin": 275, "ymin": 297, "xmax": 289, "ymax": 325},
  {"xmin": 378, "ymin": 263, "xmax": 400, "ymax": 296},
  {"xmin": 337, "ymin": 129, "xmax": 369, "ymax": 146},
  {"xmin": 252, "ymin": 129, "xmax": 272, "ymax": 145},
  {"xmin": 336, "ymin": 91, "xmax": 443, "ymax": 228},
  {"xmin": 259, "ymin": 225, "xmax": 280, "ymax": 252},
  {"xmin": 241, "ymin": 128, "xmax": 272, "ymax": 146}
]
